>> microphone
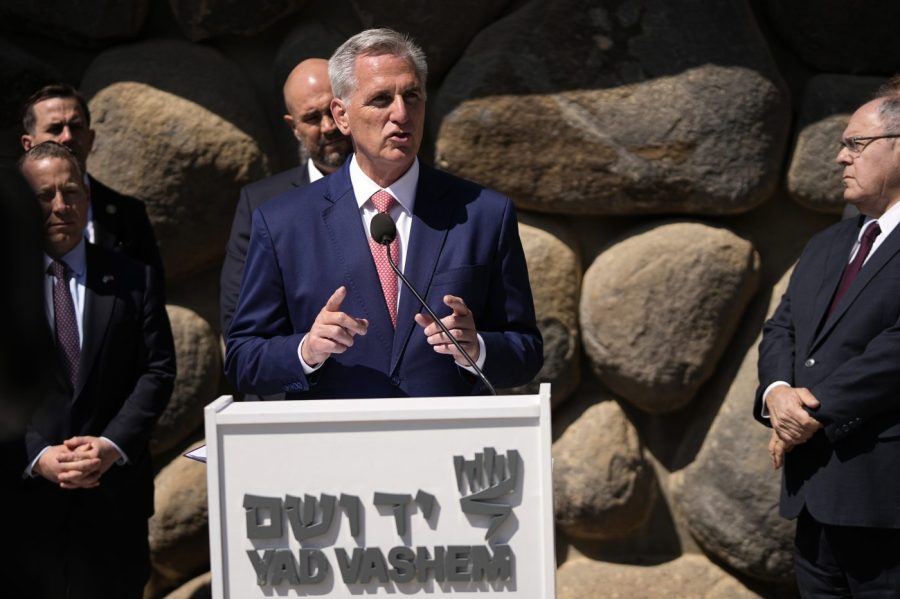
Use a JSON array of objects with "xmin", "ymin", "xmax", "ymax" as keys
[{"xmin": 369, "ymin": 213, "xmax": 496, "ymax": 395}]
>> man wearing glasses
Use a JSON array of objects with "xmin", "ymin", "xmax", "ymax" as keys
[{"xmin": 755, "ymin": 96, "xmax": 900, "ymax": 596}]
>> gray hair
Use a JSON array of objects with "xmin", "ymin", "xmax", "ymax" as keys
[
  {"xmin": 329, "ymin": 28, "xmax": 427, "ymax": 102},
  {"xmin": 18, "ymin": 141, "xmax": 84, "ymax": 181},
  {"xmin": 878, "ymin": 96, "xmax": 900, "ymax": 134}
]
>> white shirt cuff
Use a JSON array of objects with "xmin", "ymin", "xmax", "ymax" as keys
[
  {"xmin": 298, "ymin": 333, "xmax": 325, "ymax": 375},
  {"xmin": 760, "ymin": 381, "xmax": 790, "ymax": 418},
  {"xmin": 101, "ymin": 436, "xmax": 128, "ymax": 465},
  {"xmin": 459, "ymin": 334, "xmax": 487, "ymax": 374}
]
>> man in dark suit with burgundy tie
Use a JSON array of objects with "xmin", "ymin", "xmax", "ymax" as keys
[
  {"xmin": 225, "ymin": 28, "xmax": 542, "ymax": 399},
  {"xmin": 12, "ymin": 141, "xmax": 175, "ymax": 598},
  {"xmin": 21, "ymin": 84, "xmax": 164, "ymax": 276},
  {"xmin": 756, "ymin": 96, "xmax": 900, "ymax": 596}
]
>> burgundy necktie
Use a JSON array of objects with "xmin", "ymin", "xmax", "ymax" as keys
[
  {"xmin": 368, "ymin": 191, "xmax": 400, "ymax": 327},
  {"xmin": 828, "ymin": 221, "xmax": 881, "ymax": 317},
  {"xmin": 49, "ymin": 260, "xmax": 80, "ymax": 388}
]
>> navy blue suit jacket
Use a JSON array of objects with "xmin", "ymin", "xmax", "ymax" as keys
[
  {"xmin": 220, "ymin": 165, "xmax": 309, "ymax": 334},
  {"xmin": 10, "ymin": 244, "xmax": 175, "ymax": 596},
  {"xmin": 756, "ymin": 215, "xmax": 900, "ymax": 528},
  {"xmin": 225, "ymin": 160, "xmax": 542, "ymax": 399}
]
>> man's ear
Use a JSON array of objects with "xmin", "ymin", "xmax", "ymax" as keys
[
  {"xmin": 86, "ymin": 128, "xmax": 95, "ymax": 155},
  {"xmin": 283, "ymin": 114, "xmax": 302, "ymax": 140},
  {"xmin": 331, "ymin": 98, "xmax": 351, "ymax": 136},
  {"xmin": 21, "ymin": 134, "xmax": 33, "ymax": 151}
]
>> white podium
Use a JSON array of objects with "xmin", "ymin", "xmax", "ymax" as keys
[{"xmin": 204, "ymin": 384, "xmax": 555, "ymax": 598}]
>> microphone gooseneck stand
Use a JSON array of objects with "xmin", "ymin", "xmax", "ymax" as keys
[{"xmin": 370, "ymin": 212, "xmax": 496, "ymax": 395}]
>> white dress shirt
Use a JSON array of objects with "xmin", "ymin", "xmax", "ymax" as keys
[
  {"xmin": 29, "ymin": 238, "xmax": 127, "ymax": 476},
  {"xmin": 307, "ymin": 159, "xmax": 325, "ymax": 183},
  {"xmin": 298, "ymin": 155, "xmax": 486, "ymax": 375},
  {"xmin": 761, "ymin": 200, "xmax": 900, "ymax": 416}
]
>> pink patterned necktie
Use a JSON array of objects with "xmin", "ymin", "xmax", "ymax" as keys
[
  {"xmin": 828, "ymin": 220, "xmax": 882, "ymax": 317},
  {"xmin": 49, "ymin": 260, "xmax": 80, "ymax": 388},
  {"xmin": 368, "ymin": 190, "xmax": 400, "ymax": 328}
]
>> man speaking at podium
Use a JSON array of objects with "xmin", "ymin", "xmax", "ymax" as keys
[{"xmin": 225, "ymin": 28, "xmax": 542, "ymax": 399}]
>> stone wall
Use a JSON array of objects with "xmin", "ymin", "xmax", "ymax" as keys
[{"xmin": 0, "ymin": 0, "xmax": 888, "ymax": 596}]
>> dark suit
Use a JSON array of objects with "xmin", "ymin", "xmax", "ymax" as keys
[
  {"xmin": 11, "ymin": 243, "xmax": 176, "ymax": 599},
  {"xmin": 88, "ymin": 174, "xmax": 164, "ymax": 276},
  {"xmin": 220, "ymin": 165, "xmax": 309, "ymax": 335},
  {"xmin": 220, "ymin": 165, "xmax": 309, "ymax": 402},
  {"xmin": 225, "ymin": 160, "xmax": 542, "ymax": 399},
  {"xmin": 756, "ymin": 215, "xmax": 900, "ymax": 592}
]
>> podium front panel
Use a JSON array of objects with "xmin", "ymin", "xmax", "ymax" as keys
[{"xmin": 204, "ymin": 385, "xmax": 554, "ymax": 598}]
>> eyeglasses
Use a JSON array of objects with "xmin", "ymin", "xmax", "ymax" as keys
[{"xmin": 839, "ymin": 134, "xmax": 900, "ymax": 154}]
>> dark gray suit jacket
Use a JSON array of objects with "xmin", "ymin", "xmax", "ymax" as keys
[
  {"xmin": 756, "ymin": 215, "xmax": 900, "ymax": 528},
  {"xmin": 220, "ymin": 165, "xmax": 309, "ymax": 401}
]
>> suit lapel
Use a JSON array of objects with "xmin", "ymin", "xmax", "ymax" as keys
[
  {"xmin": 321, "ymin": 164, "xmax": 396, "ymax": 355},
  {"xmin": 76, "ymin": 245, "xmax": 117, "ymax": 398},
  {"xmin": 812, "ymin": 217, "xmax": 900, "ymax": 350},
  {"xmin": 390, "ymin": 165, "xmax": 455, "ymax": 371}
]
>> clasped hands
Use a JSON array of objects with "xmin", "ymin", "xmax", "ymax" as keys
[
  {"xmin": 301, "ymin": 286, "xmax": 479, "ymax": 367},
  {"xmin": 35, "ymin": 436, "xmax": 119, "ymax": 489},
  {"xmin": 765, "ymin": 386, "xmax": 823, "ymax": 470}
]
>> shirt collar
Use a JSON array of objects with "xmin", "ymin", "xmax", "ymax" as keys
[
  {"xmin": 307, "ymin": 159, "xmax": 325, "ymax": 183},
  {"xmin": 44, "ymin": 237, "xmax": 87, "ymax": 278},
  {"xmin": 348, "ymin": 154, "xmax": 418, "ymax": 215},
  {"xmin": 865, "ymin": 200, "xmax": 900, "ymax": 241}
]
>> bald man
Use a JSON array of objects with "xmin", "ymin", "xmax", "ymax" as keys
[{"xmin": 221, "ymin": 58, "xmax": 353, "ymax": 345}]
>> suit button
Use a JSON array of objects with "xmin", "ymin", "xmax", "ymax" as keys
[{"xmin": 804, "ymin": 358, "xmax": 816, "ymax": 367}]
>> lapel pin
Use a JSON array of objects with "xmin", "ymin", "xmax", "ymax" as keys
[
  {"xmin": 106, "ymin": 204, "xmax": 117, "ymax": 215},
  {"xmin": 102, "ymin": 274, "xmax": 115, "ymax": 284}
]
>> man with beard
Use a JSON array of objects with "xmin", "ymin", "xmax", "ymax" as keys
[
  {"xmin": 220, "ymin": 58, "xmax": 353, "ymax": 341},
  {"xmin": 225, "ymin": 29, "xmax": 542, "ymax": 400}
]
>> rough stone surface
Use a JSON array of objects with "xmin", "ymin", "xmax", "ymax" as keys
[
  {"xmin": 81, "ymin": 40, "xmax": 273, "ymax": 279},
  {"xmin": 503, "ymin": 220, "xmax": 581, "ymax": 406},
  {"xmin": 553, "ymin": 394, "xmax": 657, "ymax": 540},
  {"xmin": 787, "ymin": 75, "xmax": 886, "ymax": 214},
  {"xmin": 170, "ymin": 0, "xmax": 308, "ymax": 41},
  {"xmin": 149, "ymin": 442, "xmax": 210, "ymax": 591},
  {"xmin": 580, "ymin": 222, "xmax": 760, "ymax": 413},
  {"xmin": 557, "ymin": 555, "xmax": 762, "ymax": 599},
  {"xmin": 0, "ymin": 0, "xmax": 149, "ymax": 44},
  {"xmin": 347, "ymin": 0, "xmax": 510, "ymax": 82},
  {"xmin": 766, "ymin": 1, "xmax": 900, "ymax": 74},
  {"xmin": 433, "ymin": 0, "xmax": 788, "ymax": 215},
  {"xmin": 437, "ymin": 66, "xmax": 787, "ymax": 215},
  {"xmin": 162, "ymin": 571, "xmax": 212, "ymax": 599},
  {"xmin": 151, "ymin": 306, "xmax": 220, "ymax": 458},
  {"xmin": 669, "ymin": 267, "xmax": 795, "ymax": 584}
]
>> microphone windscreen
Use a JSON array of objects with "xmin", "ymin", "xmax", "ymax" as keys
[{"xmin": 370, "ymin": 212, "xmax": 397, "ymax": 245}]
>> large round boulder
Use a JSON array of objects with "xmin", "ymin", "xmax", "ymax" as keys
[
  {"xmin": 557, "ymin": 555, "xmax": 762, "ymax": 599},
  {"xmin": 669, "ymin": 267, "xmax": 796, "ymax": 584},
  {"xmin": 503, "ymin": 219, "xmax": 581, "ymax": 406},
  {"xmin": 81, "ymin": 40, "xmax": 274, "ymax": 280},
  {"xmin": 553, "ymin": 392, "xmax": 657, "ymax": 540},
  {"xmin": 766, "ymin": 1, "xmax": 900, "ymax": 73},
  {"xmin": 437, "ymin": 66, "xmax": 787, "ymax": 216},
  {"xmin": 0, "ymin": 0, "xmax": 149, "ymax": 45},
  {"xmin": 433, "ymin": 0, "xmax": 789, "ymax": 215},
  {"xmin": 151, "ymin": 306, "xmax": 220, "ymax": 458},
  {"xmin": 580, "ymin": 221, "xmax": 760, "ymax": 413},
  {"xmin": 169, "ymin": 0, "xmax": 308, "ymax": 41},
  {"xmin": 149, "ymin": 442, "xmax": 210, "ymax": 593}
]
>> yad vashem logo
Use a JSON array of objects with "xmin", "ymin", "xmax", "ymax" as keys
[{"xmin": 242, "ymin": 447, "xmax": 521, "ymax": 589}]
